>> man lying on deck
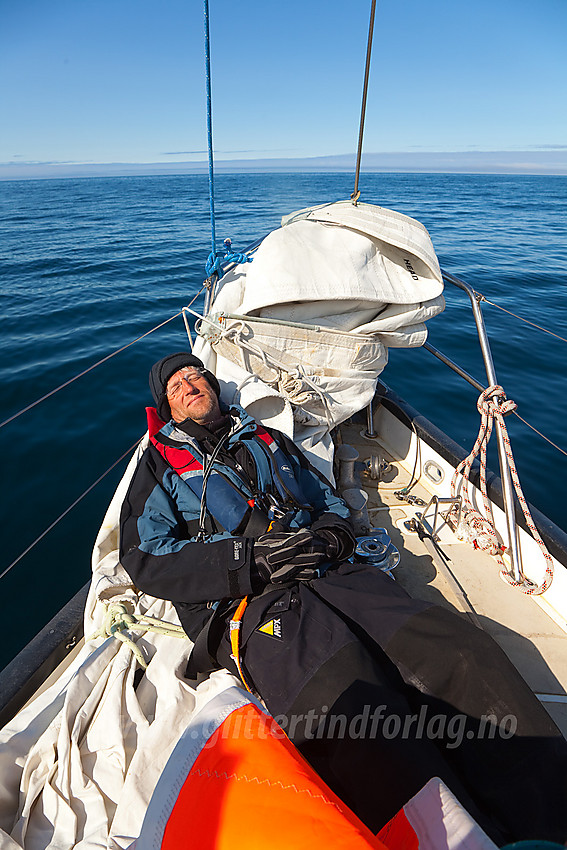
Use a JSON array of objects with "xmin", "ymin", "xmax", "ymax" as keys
[{"xmin": 119, "ymin": 351, "xmax": 567, "ymax": 845}]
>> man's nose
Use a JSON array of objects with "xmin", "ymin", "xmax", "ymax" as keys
[{"xmin": 183, "ymin": 377, "xmax": 200, "ymax": 392}]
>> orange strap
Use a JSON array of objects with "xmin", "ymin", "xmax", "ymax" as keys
[{"xmin": 229, "ymin": 596, "xmax": 253, "ymax": 693}]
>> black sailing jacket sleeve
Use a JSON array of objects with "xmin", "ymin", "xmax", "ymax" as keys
[{"xmin": 119, "ymin": 443, "xmax": 255, "ymax": 609}]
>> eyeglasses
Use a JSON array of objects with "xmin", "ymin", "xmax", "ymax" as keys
[{"xmin": 166, "ymin": 369, "xmax": 206, "ymax": 398}]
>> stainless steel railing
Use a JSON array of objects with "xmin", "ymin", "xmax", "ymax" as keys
[{"xmin": 440, "ymin": 270, "xmax": 523, "ymax": 584}]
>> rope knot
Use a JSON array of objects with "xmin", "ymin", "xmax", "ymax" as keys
[
  {"xmin": 453, "ymin": 384, "xmax": 552, "ymax": 596},
  {"xmin": 205, "ymin": 242, "xmax": 253, "ymax": 279},
  {"xmin": 103, "ymin": 603, "xmax": 134, "ymax": 636},
  {"xmin": 477, "ymin": 385, "xmax": 516, "ymax": 417}
]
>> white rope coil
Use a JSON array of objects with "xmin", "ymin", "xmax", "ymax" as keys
[{"xmin": 199, "ymin": 313, "xmax": 336, "ymax": 430}]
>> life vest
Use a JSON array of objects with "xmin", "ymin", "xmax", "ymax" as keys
[{"xmin": 146, "ymin": 407, "xmax": 308, "ymax": 535}]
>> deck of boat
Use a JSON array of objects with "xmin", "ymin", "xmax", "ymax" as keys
[{"xmin": 339, "ymin": 418, "xmax": 567, "ymax": 738}]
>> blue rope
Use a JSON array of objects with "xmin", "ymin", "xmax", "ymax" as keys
[
  {"xmin": 203, "ymin": 3, "xmax": 253, "ymax": 281},
  {"xmin": 205, "ymin": 240, "xmax": 253, "ymax": 278},
  {"xmin": 203, "ymin": 0, "xmax": 216, "ymax": 258}
]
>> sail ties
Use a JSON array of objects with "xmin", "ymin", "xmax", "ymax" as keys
[
  {"xmin": 190, "ymin": 308, "xmax": 335, "ymax": 429},
  {"xmin": 222, "ymin": 318, "xmax": 333, "ymax": 428},
  {"xmin": 449, "ymin": 385, "xmax": 554, "ymax": 595},
  {"xmin": 88, "ymin": 602, "xmax": 187, "ymax": 669}
]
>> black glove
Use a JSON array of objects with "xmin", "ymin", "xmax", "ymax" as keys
[
  {"xmin": 311, "ymin": 513, "xmax": 357, "ymax": 563},
  {"xmin": 253, "ymin": 529, "xmax": 329, "ymax": 584}
]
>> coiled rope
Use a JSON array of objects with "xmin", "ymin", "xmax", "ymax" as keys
[
  {"xmin": 450, "ymin": 385, "xmax": 554, "ymax": 595},
  {"xmin": 205, "ymin": 238, "xmax": 253, "ymax": 279},
  {"xmin": 88, "ymin": 603, "xmax": 187, "ymax": 668}
]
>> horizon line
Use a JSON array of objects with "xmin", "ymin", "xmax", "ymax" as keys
[{"xmin": 1, "ymin": 149, "xmax": 566, "ymax": 180}]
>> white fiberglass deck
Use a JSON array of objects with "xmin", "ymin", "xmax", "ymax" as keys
[{"xmin": 338, "ymin": 418, "xmax": 567, "ymax": 738}]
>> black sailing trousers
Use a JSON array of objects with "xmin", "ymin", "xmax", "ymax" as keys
[{"xmin": 216, "ymin": 562, "xmax": 567, "ymax": 844}]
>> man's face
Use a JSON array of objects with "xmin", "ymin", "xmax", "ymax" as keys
[{"xmin": 166, "ymin": 367, "xmax": 221, "ymax": 425}]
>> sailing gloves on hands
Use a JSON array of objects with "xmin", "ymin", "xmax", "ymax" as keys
[
  {"xmin": 253, "ymin": 513, "xmax": 356, "ymax": 585},
  {"xmin": 311, "ymin": 513, "xmax": 357, "ymax": 563},
  {"xmin": 254, "ymin": 529, "xmax": 328, "ymax": 583}
]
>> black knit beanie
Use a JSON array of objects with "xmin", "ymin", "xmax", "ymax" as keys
[{"xmin": 149, "ymin": 352, "xmax": 221, "ymax": 421}]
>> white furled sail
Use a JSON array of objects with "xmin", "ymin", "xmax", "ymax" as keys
[
  {"xmin": 194, "ymin": 200, "xmax": 444, "ymax": 477},
  {"xmin": 0, "ymin": 452, "xmax": 245, "ymax": 850}
]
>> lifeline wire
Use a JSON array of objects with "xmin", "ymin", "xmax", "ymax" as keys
[
  {"xmin": 512, "ymin": 411, "xmax": 567, "ymax": 458},
  {"xmin": 0, "ymin": 311, "xmax": 182, "ymax": 430},
  {"xmin": 2, "ymin": 285, "xmax": 207, "ymax": 431},
  {"xmin": 482, "ymin": 297, "xmax": 567, "ymax": 344},
  {"xmin": 0, "ymin": 438, "xmax": 142, "ymax": 581}
]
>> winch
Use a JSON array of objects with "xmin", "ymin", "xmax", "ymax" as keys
[{"xmin": 354, "ymin": 528, "xmax": 400, "ymax": 577}]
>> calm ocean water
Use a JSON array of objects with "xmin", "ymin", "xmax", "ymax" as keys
[{"xmin": 1, "ymin": 172, "xmax": 566, "ymax": 669}]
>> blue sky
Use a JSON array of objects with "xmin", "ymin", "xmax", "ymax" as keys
[{"xmin": 1, "ymin": 0, "xmax": 566, "ymax": 175}]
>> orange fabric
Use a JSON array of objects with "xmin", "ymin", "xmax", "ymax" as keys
[
  {"xmin": 161, "ymin": 703, "xmax": 388, "ymax": 849},
  {"xmin": 229, "ymin": 596, "xmax": 252, "ymax": 693},
  {"xmin": 377, "ymin": 808, "xmax": 420, "ymax": 850}
]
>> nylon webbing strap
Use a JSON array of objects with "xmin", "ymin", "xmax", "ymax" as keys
[{"xmin": 229, "ymin": 596, "xmax": 253, "ymax": 693}]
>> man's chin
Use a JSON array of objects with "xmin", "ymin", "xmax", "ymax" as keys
[{"xmin": 187, "ymin": 401, "xmax": 219, "ymax": 425}]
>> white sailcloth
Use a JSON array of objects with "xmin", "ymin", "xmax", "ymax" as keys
[
  {"xmin": 194, "ymin": 200, "xmax": 444, "ymax": 479},
  {"xmin": 0, "ymin": 443, "xmax": 244, "ymax": 850}
]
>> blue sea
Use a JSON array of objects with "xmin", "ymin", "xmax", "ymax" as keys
[{"xmin": 1, "ymin": 172, "xmax": 566, "ymax": 670}]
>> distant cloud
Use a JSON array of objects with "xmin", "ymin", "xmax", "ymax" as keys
[
  {"xmin": 161, "ymin": 151, "xmax": 208, "ymax": 155},
  {"xmin": 7, "ymin": 158, "xmax": 92, "ymax": 165},
  {"xmin": 161, "ymin": 149, "xmax": 298, "ymax": 156},
  {"xmin": 526, "ymin": 144, "xmax": 567, "ymax": 150}
]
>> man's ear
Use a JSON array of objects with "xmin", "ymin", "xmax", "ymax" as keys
[{"xmin": 203, "ymin": 369, "xmax": 221, "ymax": 397}]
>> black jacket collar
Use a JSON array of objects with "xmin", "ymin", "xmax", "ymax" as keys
[{"xmin": 175, "ymin": 413, "xmax": 232, "ymax": 443}]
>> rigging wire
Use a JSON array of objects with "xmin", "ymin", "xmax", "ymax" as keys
[
  {"xmin": 481, "ymin": 297, "xmax": 567, "ymax": 344},
  {"xmin": 1, "ymin": 287, "xmax": 207, "ymax": 431},
  {"xmin": 203, "ymin": 0, "xmax": 216, "ymax": 258},
  {"xmin": 201, "ymin": 6, "xmax": 253, "ymax": 292},
  {"xmin": 512, "ymin": 411, "xmax": 567, "ymax": 458},
  {"xmin": 0, "ymin": 438, "xmax": 142, "ymax": 581},
  {"xmin": 0, "ymin": 312, "xmax": 181, "ymax": 430},
  {"xmin": 351, "ymin": 0, "xmax": 377, "ymax": 206}
]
